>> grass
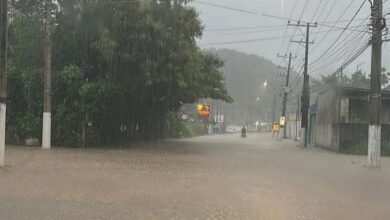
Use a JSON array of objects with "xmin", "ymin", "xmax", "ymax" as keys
[{"xmin": 340, "ymin": 143, "xmax": 390, "ymax": 156}]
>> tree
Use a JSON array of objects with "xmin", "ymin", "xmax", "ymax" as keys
[
  {"xmin": 350, "ymin": 70, "xmax": 370, "ymax": 87},
  {"xmin": 381, "ymin": 67, "xmax": 390, "ymax": 89},
  {"xmin": 6, "ymin": 0, "xmax": 232, "ymax": 146}
]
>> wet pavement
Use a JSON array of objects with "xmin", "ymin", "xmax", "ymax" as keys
[{"xmin": 1, "ymin": 133, "xmax": 390, "ymax": 220}]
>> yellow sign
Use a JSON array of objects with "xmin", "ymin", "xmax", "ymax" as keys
[
  {"xmin": 197, "ymin": 103, "xmax": 210, "ymax": 117},
  {"xmin": 280, "ymin": 117, "xmax": 286, "ymax": 126}
]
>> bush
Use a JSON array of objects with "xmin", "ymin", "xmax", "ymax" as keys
[{"xmin": 165, "ymin": 113, "xmax": 206, "ymax": 138}]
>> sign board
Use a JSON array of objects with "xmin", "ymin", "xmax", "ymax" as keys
[
  {"xmin": 197, "ymin": 103, "xmax": 210, "ymax": 117},
  {"xmin": 280, "ymin": 117, "xmax": 286, "ymax": 126}
]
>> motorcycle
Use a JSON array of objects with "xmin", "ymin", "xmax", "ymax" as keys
[{"xmin": 241, "ymin": 128, "xmax": 247, "ymax": 138}]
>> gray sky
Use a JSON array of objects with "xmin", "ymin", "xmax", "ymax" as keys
[{"xmin": 192, "ymin": 0, "xmax": 390, "ymax": 78}]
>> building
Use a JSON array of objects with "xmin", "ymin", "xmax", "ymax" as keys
[{"xmin": 314, "ymin": 84, "xmax": 390, "ymax": 154}]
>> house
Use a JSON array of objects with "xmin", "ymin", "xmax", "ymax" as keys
[{"xmin": 314, "ymin": 84, "xmax": 390, "ymax": 154}]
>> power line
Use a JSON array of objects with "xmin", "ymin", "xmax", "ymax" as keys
[
  {"xmin": 200, "ymin": 26, "xmax": 368, "ymax": 46},
  {"xmin": 309, "ymin": 0, "xmax": 368, "ymax": 66},
  {"xmin": 192, "ymin": 0, "xmax": 310, "ymax": 23},
  {"xmin": 203, "ymin": 27, "xmax": 288, "ymax": 37},
  {"xmin": 308, "ymin": 0, "xmax": 360, "ymax": 54},
  {"xmin": 205, "ymin": 25, "xmax": 286, "ymax": 32}
]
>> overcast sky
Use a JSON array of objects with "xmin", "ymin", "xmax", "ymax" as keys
[{"xmin": 192, "ymin": 0, "xmax": 390, "ymax": 78}]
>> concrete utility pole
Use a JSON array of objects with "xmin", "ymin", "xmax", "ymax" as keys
[
  {"xmin": 368, "ymin": 0, "xmax": 384, "ymax": 167},
  {"xmin": 0, "ymin": 0, "xmax": 7, "ymax": 167},
  {"xmin": 278, "ymin": 53, "xmax": 295, "ymax": 139},
  {"xmin": 42, "ymin": 0, "xmax": 57, "ymax": 149},
  {"xmin": 289, "ymin": 22, "xmax": 317, "ymax": 147}
]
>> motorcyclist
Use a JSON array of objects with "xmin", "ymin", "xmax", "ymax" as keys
[{"xmin": 241, "ymin": 126, "xmax": 247, "ymax": 137}]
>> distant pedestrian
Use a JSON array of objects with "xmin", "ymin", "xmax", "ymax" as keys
[{"xmin": 272, "ymin": 123, "xmax": 280, "ymax": 138}]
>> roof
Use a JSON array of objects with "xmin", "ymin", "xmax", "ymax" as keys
[{"xmin": 318, "ymin": 83, "xmax": 390, "ymax": 97}]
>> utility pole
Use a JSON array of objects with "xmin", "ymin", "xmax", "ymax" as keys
[
  {"xmin": 278, "ymin": 53, "xmax": 295, "ymax": 138},
  {"xmin": 272, "ymin": 95, "xmax": 276, "ymax": 124},
  {"xmin": 290, "ymin": 22, "xmax": 317, "ymax": 147},
  {"xmin": 295, "ymin": 94, "xmax": 300, "ymax": 141},
  {"xmin": 41, "ymin": 0, "xmax": 57, "ymax": 149},
  {"xmin": 0, "ymin": 0, "xmax": 7, "ymax": 167},
  {"xmin": 368, "ymin": 0, "xmax": 384, "ymax": 167}
]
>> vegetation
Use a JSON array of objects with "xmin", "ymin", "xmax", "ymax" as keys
[
  {"xmin": 340, "ymin": 143, "xmax": 390, "ymax": 156},
  {"xmin": 165, "ymin": 113, "xmax": 206, "ymax": 138},
  {"xmin": 6, "ymin": 0, "xmax": 231, "ymax": 146},
  {"xmin": 313, "ymin": 68, "xmax": 390, "ymax": 91}
]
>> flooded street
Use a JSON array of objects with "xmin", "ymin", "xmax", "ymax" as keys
[{"xmin": 1, "ymin": 133, "xmax": 390, "ymax": 220}]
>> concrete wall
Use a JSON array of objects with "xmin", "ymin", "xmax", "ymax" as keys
[
  {"xmin": 286, "ymin": 120, "xmax": 301, "ymax": 140},
  {"xmin": 315, "ymin": 89, "xmax": 340, "ymax": 151}
]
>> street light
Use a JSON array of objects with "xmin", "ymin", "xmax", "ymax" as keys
[{"xmin": 263, "ymin": 81, "xmax": 268, "ymax": 88}]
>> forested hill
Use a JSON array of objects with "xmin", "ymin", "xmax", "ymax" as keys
[{"xmin": 210, "ymin": 48, "xmax": 290, "ymax": 125}]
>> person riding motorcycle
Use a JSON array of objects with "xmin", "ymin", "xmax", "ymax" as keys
[{"xmin": 241, "ymin": 126, "xmax": 247, "ymax": 137}]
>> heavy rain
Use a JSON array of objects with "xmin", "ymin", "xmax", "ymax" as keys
[{"xmin": 1, "ymin": 0, "xmax": 390, "ymax": 219}]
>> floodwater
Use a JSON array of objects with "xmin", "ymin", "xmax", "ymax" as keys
[{"xmin": 1, "ymin": 133, "xmax": 389, "ymax": 220}]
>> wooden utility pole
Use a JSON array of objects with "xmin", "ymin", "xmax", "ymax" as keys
[
  {"xmin": 289, "ymin": 22, "xmax": 316, "ymax": 147},
  {"xmin": 295, "ymin": 94, "xmax": 300, "ymax": 141},
  {"xmin": 0, "ymin": 0, "xmax": 7, "ymax": 167},
  {"xmin": 278, "ymin": 53, "xmax": 295, "ymax": 139},
  {"xmin": 272, "ymin": 95, "xmax": 276, "ymax": 124},
  {"xmin": 368, "ymin": 0, "xmax": 384, "ymax": 167},
  {"xmin": 42, "ymin": 0, "xmax": 56, "ymax": 149}
]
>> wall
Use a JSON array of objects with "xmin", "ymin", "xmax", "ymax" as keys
[
  {"xmin": 315, "ymin": 87, "xmax": 390, "ymax": 154},
  {"xmin": 315, "ymin": 89, "xmax": 339, "ymax": 151},
  {"xmin": 286, "ymin": 119, "xmax": 301, "ymax": 140}
]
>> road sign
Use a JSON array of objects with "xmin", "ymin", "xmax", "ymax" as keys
[
  {"xmin": 280, "ymin": 117, "xmax": 286, "ymax": 126},
  {"xmin": 197, "ymin": 103, "xmax": 210, "ymax": 117}
]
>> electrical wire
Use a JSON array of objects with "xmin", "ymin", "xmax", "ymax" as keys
[{"xmin": 309, "ymin": 0, "xmax": 368, "ymax": 66}]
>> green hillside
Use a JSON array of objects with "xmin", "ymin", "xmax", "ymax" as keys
[{"xmin": 211, "ymin": 48, "xmax": 298, "ymax": 126}]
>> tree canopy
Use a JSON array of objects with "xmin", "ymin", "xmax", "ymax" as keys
[
  {"xmin": 313, "ymin": 68, "xmax": 390, "ymax": 92},
  {"xmin": 7, "ymin": 0, "xmax": 231, "ymax": 146}
]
